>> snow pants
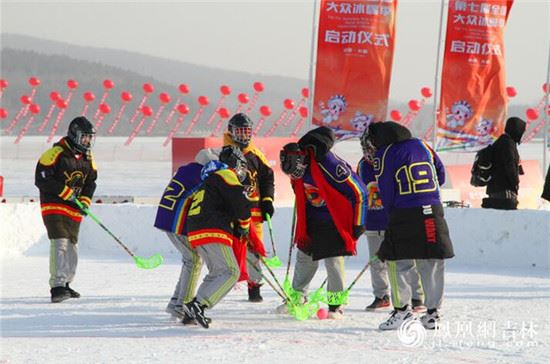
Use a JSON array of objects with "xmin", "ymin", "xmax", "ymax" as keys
[
  {"xmin": 388, "ymin": 259, "xmax": 444, "ymax": 310},
  {"xmin": 166, "ymin": 232, "xmax": 202, "ymax": 305}
]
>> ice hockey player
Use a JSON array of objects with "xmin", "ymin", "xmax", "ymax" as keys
[
  {"xmin": 362, "ymin": 121, "xmax": 454, "ymax": 330},
  {"xmin": 279, "ymin": 126, "xmax": 367, "ymax": 319},
  {"xmin": 357, "ymin": 134, "xmax": 425, "ymax": 312},
  {"xmin": 224, "ymin": 113, "xmax": 275, "ymax": 302},
  {"xmin": 35, "ymin": 116, "xmax": 97, "ymax": 303},
  {"xmin": 153, "ymin": 148, "xmax": 219, "ymax": 325},
  {"xmin": 183, "ymin": 146, "xmax": 252, "ymax": 328}
]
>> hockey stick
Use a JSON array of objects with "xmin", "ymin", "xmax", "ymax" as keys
[
  {"xmin": 285, "ymin": 202, "xmax": 297, "ymax": 278},
  {"xmin": 245, "ymin": 254, "xmax": 287, "ymax": 301},
  {"xmin": 329, "ymin": 256, "xmax": 377, "ymax": 304},
  {"xmin": 282, "ymin": 202, "xmax": 297, "ymax": 298},
  {"xmin": 263, "ymin": 214, "xmax": 282, "ymax": 268},
  {"xmin": 74, "ymin": 199, "xmax": 163, "ymax": 269}
]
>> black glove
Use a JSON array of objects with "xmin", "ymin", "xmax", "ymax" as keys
[
  {"xmin": 261, "ymin": 200, "xmax": 274, "ymax": 220},
  {"xmin": 234, "ymin": 225, "xmax": 250, "ymax": 239},
  {"xmin": 353, "ymin": 225, "xmax": 366, "ymax": 240}
]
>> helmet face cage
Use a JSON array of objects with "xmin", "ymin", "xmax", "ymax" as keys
[
  {"xmin": 360, "ymin": 131, "xmax": 376, "ymax": 164},
  {"xmin": 230, "ymin": 126, "xmax": 252, "ymax": 147},
  {"xmin": 234, "ymin": 159, "xmax": 249, "ymax": 184},
  {"xmin": 68, "ymin": 117, "xmax": 96, "ymax": 153},
  {"xmin": 228, "ymin": 113, "xmax": 253, "ymax": 147},
  {"xmin": 280, "ymin": 148, "xmax": 307, "ymax": 180},
  {"xmin": 75, "ymin": 130, "xmax": 96, "ymax": 152}
]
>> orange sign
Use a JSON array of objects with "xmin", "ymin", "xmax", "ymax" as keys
[
  {"xmin": 438, "ymin": 0, "xmax": 514, "ymax": 152},
  {"xmin": 312, "ymin": 0, "xmax": 398, "ymax": 140}
]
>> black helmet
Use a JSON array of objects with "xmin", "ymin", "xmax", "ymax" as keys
[
  {"xmin": 67, "ymin": 116, "xmax": 96, "ymax": 153},
  {"xmin": 280, "ymin": 142, "xmax": 307, "ymax": 179},
  {"xmin": 228, "ymin": 113, "xmax": 253, "ymax": 147},
  {"xmin": 219, "ymin": 145, "xmax": 248, "ymax": 183}
]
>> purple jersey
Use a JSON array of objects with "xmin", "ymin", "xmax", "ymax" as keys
[
  {"xmin": 374, "ymin": 138, "xmax": 445, "ymax": 210},
  {"xmin": 302, "ymin": 151, "xmax": 367, "ymax": 227},
  {"xmin": 357, "ymin": 157, "xmax": 387, "ymax": 231},
  {"xmin": 154, "ymin": 162, "xmax": 203, "ymax": 234}
]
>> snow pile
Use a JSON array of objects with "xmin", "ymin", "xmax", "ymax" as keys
[{"xmin": 1, "ymin": 203, "xmax": 549, "ymax": 270}]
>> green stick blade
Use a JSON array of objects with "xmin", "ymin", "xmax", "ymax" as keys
[
  {"xmin": 264, "ymin": 256, "xmax": 282, "ymax": 268},
  {"xmin": 133, "ymin": 253, "xmax": 164, "ymax": 269}
]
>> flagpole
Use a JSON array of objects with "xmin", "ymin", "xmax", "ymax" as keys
[
  {"xmin": 431, "ymin": 0, "xmax": 447, "ymax": 149},
  {"xmin": 306, "ymin": 0, "xmax": 319, "ymax": 136},
  {"xmin": 544, "ymin": 34, "xmax": 550, "ymax": 173}
]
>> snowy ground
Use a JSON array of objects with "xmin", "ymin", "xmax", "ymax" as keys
[
  {"xmin": 1, "ymin": 256, "xmax": 550, "ymax": 363},
  {"xmin": 1, "ymin": 136, "xmax": 550, "ymax": 363}
]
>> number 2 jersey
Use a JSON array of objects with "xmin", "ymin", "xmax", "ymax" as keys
[
  {"xmin": 374, "ymin": 138, "xmax": 445, "ymax": 210},
  {"xmin": 186, "ymin": 169, "xmax": 251, "ymax": 248},
  {"xmin": 153, "ymin": 162, "xmax": 203, "ymax": 235}
]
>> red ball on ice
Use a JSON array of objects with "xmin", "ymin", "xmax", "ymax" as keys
[
  {"xmin": 0, "ymin": 107, "xmax": 8, "ymax": 119},
  {"xmin": 0, "ymin": 79, "xmax": 8, "ymax": 89},
  {"xmin": 301, "ymin": 87, "xmax": 309, "ymax": 98},
  {"xmin": 506, "ymin": 86, "xmax": 517, "ymax": 98},
  {"xmin": 299, "ymin": 106, "xmax": 308, "ymax": 118},
  {"xmin": 317, "ymin": 308, "xmax": 328, "ymax": 320}
]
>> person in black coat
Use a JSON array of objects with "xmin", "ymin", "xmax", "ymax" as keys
[
  {"xmin": 542, "ymin": 164, "xmax": 550, "ymax": 203},
  {"xmin": 482, "ymin": 117, "xmax": 526, "ymax": 210}
]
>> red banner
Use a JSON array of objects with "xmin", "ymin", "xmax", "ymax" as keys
[
  {"xmin": 438, "ymin": 0, "xmax": 514, "ymax": 151},
  {"xmin": 312, "ymin": 0, "xmax": 398, "ymax": 140}
]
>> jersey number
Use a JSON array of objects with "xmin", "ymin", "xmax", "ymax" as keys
[
  {"xmin": 187, "ymin": 190, "xmax": 205, "ymax": 216},
  {"xmin": 395, "ymin": 162, "xmax": 437, "ymax": 195},
  {"xmin": 159, "ymin": 180, "xmax": 186, "ymax": 211}
]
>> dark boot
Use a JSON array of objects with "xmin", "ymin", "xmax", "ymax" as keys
[
  {"xmin": 181, "ymin": 312, "xmax": 198, "ymax": 326},
  {"xmin": 248, "ymin": 283, "xmax": 263, "ymax": 302},
  {"xmin": 184, "ymin": 298, "xmax": 211, "ymax": 329},
  {"xmin": 365, "ymin": 295, "xmax": 391, "ymax": 311},
  {"xmin": 65, "ymin": 283, "xmax": 80, "ymax": 298},
  {"xmin": 50, "ymin": 286, "xmax": 71, "ymax": 303}
]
